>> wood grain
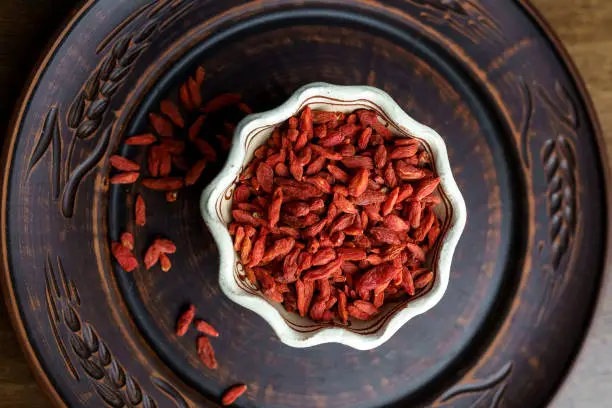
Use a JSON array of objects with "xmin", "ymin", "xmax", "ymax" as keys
[{"xmin": 0, "ymin": 0, "xmax": 610, "ymax": 407}]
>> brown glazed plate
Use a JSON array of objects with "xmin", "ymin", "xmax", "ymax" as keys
[{"xmin": 1, "ymin": 0, "xmax": 608, "ymax": 407}]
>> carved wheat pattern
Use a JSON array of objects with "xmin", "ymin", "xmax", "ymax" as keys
[
  {"xmin": 438, "ymin": 362, "xmax": 513, "ymax": 407},
  {"xmin": 541, "ymin": 136, "xmax": 576, "ymax": 271},
  {"xmin": 535, "ymin": 82, "xmax": 579, "ymax": 274},
  {"xmin": 516, "ymin": 79, "xmax": 580, "ymax": 322},
  {"xmin": 27, "ymin": 1, "xmax": 195, "ymax": 218},
  {"xmin": 65, "ymin": 0, "xmax": 192, "ymax": 140},
  {"xmin": 44, "ymin": 254, "xmax": 191, "ymax": 407},
  {"xmin": 408, "ymin": 0, "xmax": 505, "ymax": 44}
]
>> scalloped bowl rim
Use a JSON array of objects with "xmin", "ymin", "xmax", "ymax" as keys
[{"xmin": 201, "ymin": 83, "xmax": 466, "ymax": 350}]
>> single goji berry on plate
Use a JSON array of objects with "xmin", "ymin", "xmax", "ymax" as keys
[
  {"xmin": 221, "ymin": 384, "xmax": 247, "ymax": 406},
  {"xmin": 110, "ymin": 155, "xmax": 140, "ymax": 172},
  {"xmin": 176, "ymin": 305, "xmax": 196, "ymax": 337},
  {"xmin": 196, "ymin": 336, "xmax": 218, "ymax": 369},
  {"xmin": 110, "ymin": 171, "xmax": 139, "ymax": 184}
]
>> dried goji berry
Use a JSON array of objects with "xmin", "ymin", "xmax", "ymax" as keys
[
  {"xmin": 196, "ymin": 336, "xmax": 218, "ymax": 369},
  {"xmin": 222, "ymin": 384, "xmax": 247, "ymax": 406},
  {"xmin": 111, "ymin": 242, "xmax": 138, "ymax": 272},
  {"xmin": 110, "ymin": 171, "xmax": 139, "ymax": 184},
  {"xmin": 176, "ymin": 305, "xmax": 196, "ymax": 337},
  {"xmin": 125, "ymin": 133, "xmax": 156, "ymax": 145},
  {"xmin": 110, "ymin": 155, "xmax": 140, "ymax": 172},
  {"xmin": 195, "ymin": 320, "xmax": 219, "ymax": 337},
  {"xmin": 160, "ymin": 100, "xmax": 184, "ymax": 128},
  {"xmin": 149, "ymin": 113, "xmax": 173, "ymax": 137}
]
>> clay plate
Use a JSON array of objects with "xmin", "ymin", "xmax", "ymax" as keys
[{"xmin": 1, "ymin": 0, "xmax": 608, "ymax": 407}]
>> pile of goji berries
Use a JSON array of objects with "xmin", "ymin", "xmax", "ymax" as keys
[
  {"xmin": 230, "ymin": 107, "xmax": 442, "ymax": 323},
  {"xmin": 108, "ymin": 66, "xmax": 249, "ymax": 406}
]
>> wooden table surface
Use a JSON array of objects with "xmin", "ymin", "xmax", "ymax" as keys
[{"xmin": 0, "ymin": 0, "xmax": 610, "ymax": 407}]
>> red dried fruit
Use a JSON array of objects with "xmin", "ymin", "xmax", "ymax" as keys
[
  {"xmin": 370, "ymin": 227, "xmax": 402, "ymax": 245},
  {"xmin": 149, "ymin": 113, "xmax": 173, "ymax": 137},
  {"xmin": 222, "ymin": 384, "xmax": 247, "ymax": 406},
  {"xmin": 402, "ymin": 267, "xmax": 415, "ymax": 296},
  {"xmin": 312, "ymin": 110, "xmax": 337, "ymax": 124},
  {"xmin": 111, "ymin": 242, "xmax": 138, "ymax": 272},
  {"xmin": 180, "ymin": 83, "xmax": 194, "ymax": 111},
  {"xmin": 142, "ymin": 178, "xmax": 184, "ymax": 191},
  {"xmin": 154, "ymin": 238, "xmax": 177, "ymax": 254},
  {"xmin": 120, "ymin": 232, "xmax": 134, "ymax": 250},
  {"xmin": 311, "ymin": 248, "xmax": 336, "ymax": 266},
  {"xmin": 195, "ymin": 66, "xmax": 206, "ymax": 85},
  {"xmin": 185, "ymin": 159, "xmax": 207, "ymax": 186},
  {"xmin": 397, "ymin": 185, "xmax": 414, "ymax": 203},
  {"xmin": 110, "ymin": 155, "xmax": 140, "ymax": 172},
  {"xmin": 396, "ymin": 161, "xmax": 427, "ymax": 180},
  {"xmin": 374, "ymin": 145, "xmax": 388, "ymax": 169},
  {"xmin": 381, "ymin": 186, "xmax": 400, "ymax": 216},
  {"xmin": 302, "ymin": 257, "xmax": 343, "ymax": 281},
  {"xmin": 330, "ymin": 214, "xmax": 355, "ymax": 234},
  {"xmin": 196, "ymin": 336, "xmax": 218, "ymax": 369},
  {"xmin": 227, "ymin": 106, "xmax": 441, "ymax": 321},
  {"xmin": 194, "ymin": 139, "xmax": 217, "ymax": 162},
  {"xmin": 353, "ymin": 190, "xmax": 387, "ymax": 206},
  {"xmin": 414, "ymin": 177, "xmax": 441, "ymax": 200},
  {"xmin": 414, "ymin": 271, "xmax": 434, "ymax": 289},
  {"xmin": 188, "ymin": 77, "xmax": 202, "ymax": 107},
  {"xmin": 318, "ymin": 130, "xmax": 345, "ymax": 147},
  {"xmin": 341, "ymin": 156, "xmax": 374, "ymax": 169},
  {"xmin": 195, "ymin": 320, "xmax": 219, "ymax": 337},
  {"xmin": 384, "ymin": 214, "xmax": 409, "ymax": 231},
  {"xmin": 357, "ymin": 127, "xmax": 372, "ymax": 150},
  {"xmin": 300, "ymin": 106, "xmax": 313, "ymax": 135},
  {"xmin": 348, "ymin": 169, "xmax": 369, "ymax": 197},
  {"xmin": 237, "ymin": 102, "xmax": 252, "ymax": 114},
  {"xmin": 125, "ymin": 133, "xmax": 156, "ymax": 145},
  {"xmin": 358, "ymin": 264, "xmax": 398, "ymax": 292},
  {"xmin": 327, "ymin": 164, "xmax": 350, "ymax": 183},
  {"xmin": 390, "ymin": 144, "xmax": 419, "ymax": 159},
  {"xmin": 333, "ymin": 193, "xmax": 358, "ymax": 214},
  {"xmin": 159, "ymin": 150, "xmax": 172, "ymax": 177},
  {"xmin": 135, "ymin": 195, "xmax": 146, "ymax": 226},
  {"xmin": 160, "ymin": 100, "xmax": 184, "ymax": 128},
  {"xmin": 233, "ymin": 227, "xmax": 245, "ymax": 251},
  {"xmin": 159, "ymin": 253, "xmax": 172, "ymax": 272},
  {"xmin": 262, "ymin": 238, "xmax": 295, "ymax": 263},
  {"xmin": 347, "ymin": 304, "xmax": 372, "ymax": 320},
  {"xmin": 160, "ymin": 139, "xmax": 185, "ymax": 155},
  {"xmin": 353, "ymin": 299, "xmax": 379, "ymax": 315},
  {"xmin": 337, "ymin": 247, "xmax": 366, "ymax": 261},
  {"xmin": 256, "ymin": 162, "xmax": 275, "ymax": 193},
  {"xmin": 248, "ymin": 230, "xmax": 268, "ymax": 268},
  {"xmin": 176, "ymin": 305, "xmax": 196, "ymax": 337},
  {"xmin": 188, "ymin": 115, "xmax": 206, "ymax": 141},
  {"xmin": 144, "ymin": 244, "xmax": 161, "ymax": 270},
  {"xmin": 202, "ymin": 93, "xmax": 241, "ymax": 113},
  {"xmin": 311, "ymin": 144, "xmax": 342, "ymax": 160},
  {"xmin": 110, "ymin": 171, "xmax": 139, "ymax": 184}
]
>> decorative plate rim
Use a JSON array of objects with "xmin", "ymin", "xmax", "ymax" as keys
[{"xmin": 0, "ymin": 0, "xmax": 608, "ymax": 406}]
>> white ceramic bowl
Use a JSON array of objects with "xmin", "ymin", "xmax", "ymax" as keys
[{"xmin": 201, "ymin": 83, "xmax": 466, "ymax": 350}]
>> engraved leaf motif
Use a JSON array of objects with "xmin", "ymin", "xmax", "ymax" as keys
[
  {"xmin": 439, "ymin": 362, "xmax": 513, "ymax": 407},
  {"xmin": 94, "ymin": 382, "xmax": 126, "ymax": 408},
  {"xmin": 407, "ymin": 0, "xmax": 504, "ymax": 44},
  {"xmin": 541, "ymin": 136, "xmax": 576, "ymax": 270}
]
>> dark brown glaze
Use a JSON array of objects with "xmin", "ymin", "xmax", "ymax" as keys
[{"xmin": 0, "ymin": 1, "xmax": 607, "ymax": 408}]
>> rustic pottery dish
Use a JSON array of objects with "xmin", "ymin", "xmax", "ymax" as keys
[
  {"xmin": 201, "ymin": 82, "xmax": 467, "ymax": 350},
  {"xmin": 1, "ymin": 0, "xmax": 608, "ymax": 407}
]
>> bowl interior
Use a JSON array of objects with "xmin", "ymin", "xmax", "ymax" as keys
[{"xmin": 212, "ymin": 95, "xmax": 453, "ymax": 335}]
